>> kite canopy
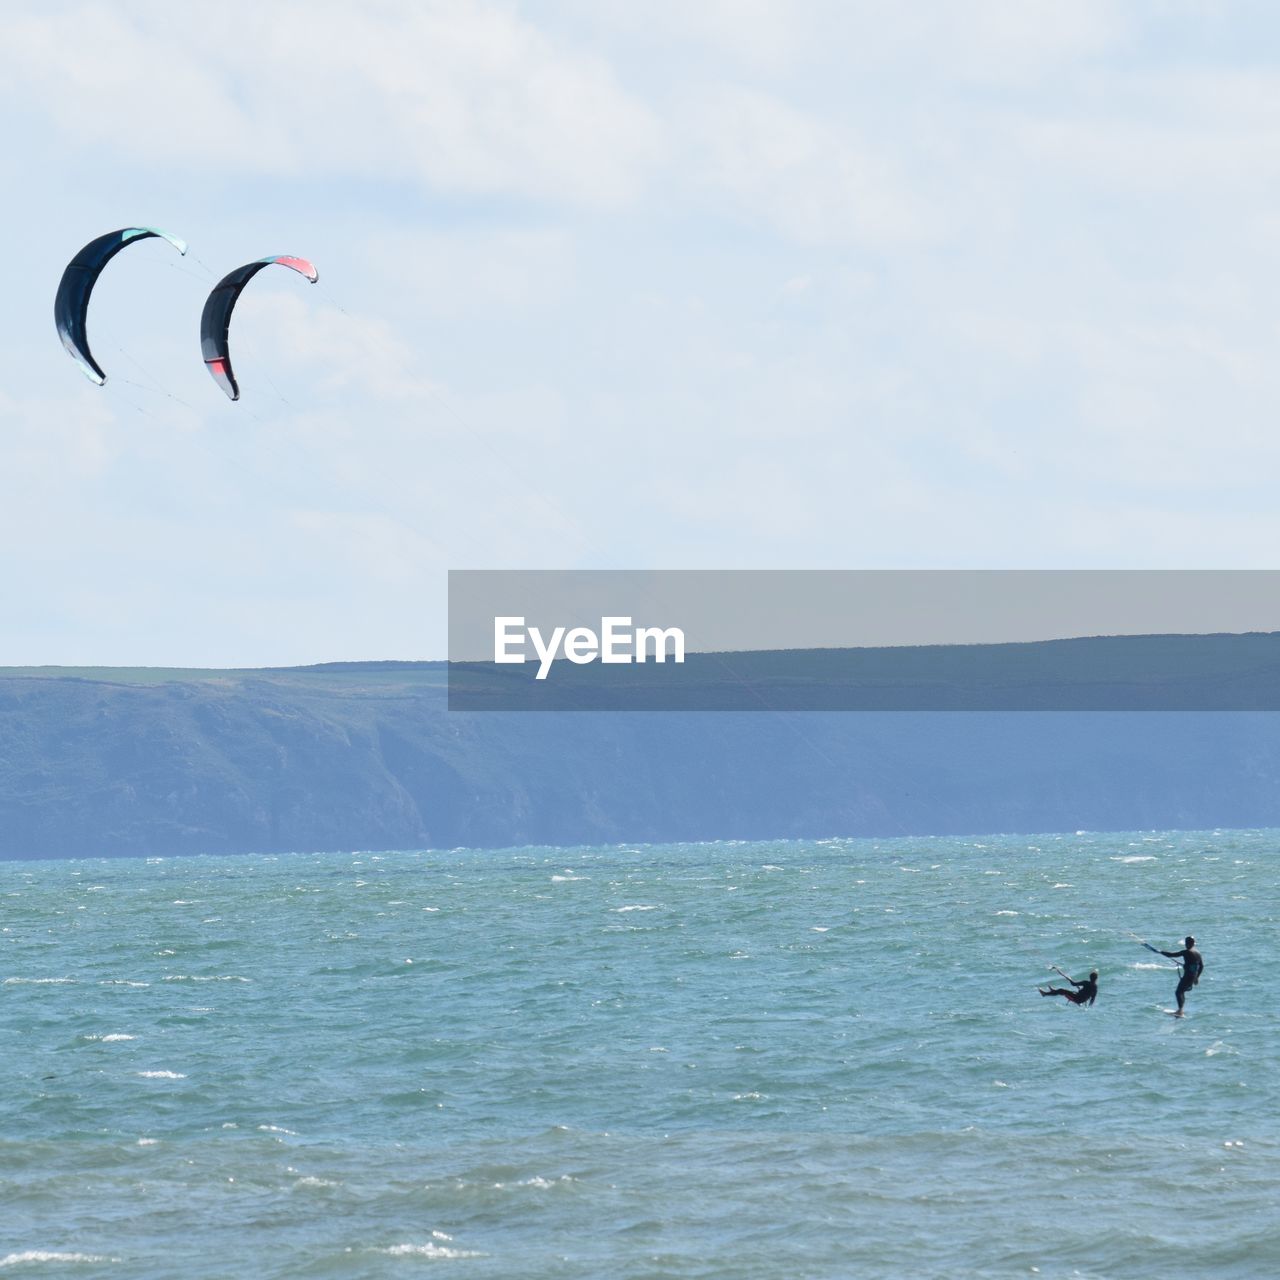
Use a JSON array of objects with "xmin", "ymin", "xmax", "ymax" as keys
[
  {"xmin": 54, "ymin": 227, "xmax": 188, "ymax": 384},
  {"xmin": 200, "ymin": 255, "xmax": 319, "ymax": 401}
]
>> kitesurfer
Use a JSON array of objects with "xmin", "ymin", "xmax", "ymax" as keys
[
  {"xmin": 1038, "ymin": 969, "xmax": 1098, "ymax": 1006},
  {"xmin": 1157, "ymin": 936, "xmax": 1203, "ymax": 1016}
]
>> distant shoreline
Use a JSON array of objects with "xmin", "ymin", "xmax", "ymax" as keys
[{"xmin": 4, "ymin": 647, "xmax": 1280, "ymax": 859}]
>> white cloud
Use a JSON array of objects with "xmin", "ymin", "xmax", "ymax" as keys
[
  {"xmin": 560, "ymin": 0, "xmax": 1127, "ymax": 83},
  {"xmin": 1, "ymin": 0, "xmax": 663, "ymax": 207},
  {"xmin": 231, "ymin": 292, "xmax": 430, "ymax": 401},
  {"xmin": 554, "ymin": 0, "xmax": 813, "ymax": 75},
  {"xmin": 1011, "ymin": 72, "xmax": 1280, "ymax": 197},
  {"xmin": 883, "ymin": 0, "xmax": 1128, "ymax": 84},
  {"xmin": 0, "ymin": 387, "xmax": 118, "ymax": 489},
  {"xmin": 358, "ymin": 227, "xmax": 574, "ymax": 317},
  {"xmin": 688, "ymin": 86, "xmax": 937, "ymax": 246}
]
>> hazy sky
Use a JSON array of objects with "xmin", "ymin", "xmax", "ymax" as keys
[{"xmin": 4, "ymin": 1, "xmax": 1280, "ymax": 665}]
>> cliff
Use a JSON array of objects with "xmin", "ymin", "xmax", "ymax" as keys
[{"xmin": 3, "ymin": 658, "xmax": 1280, "ymax": 857}]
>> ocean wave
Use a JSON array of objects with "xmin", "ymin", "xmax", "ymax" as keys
[
  {"xmin": 4, "ymin": 977, "xmax": 74, "ymax": 985},
  {"xmin": 0, "ymin": 1253, "xmax": 120, "ymax": 1268},
  {"xmin": 136, "ymin": 1071, "xmax": 186, "ymax": 1080},
  {"xmin": 366, "ymin": 1236, "xmax": 484, "ymax": 1260},
  {"xmin": 161, "ymin": 975, "xmax": 251, "ymax": 983},
  {"xmin": 491, "ymin": 1175, "xmax": 576, "ymax": 1190}
]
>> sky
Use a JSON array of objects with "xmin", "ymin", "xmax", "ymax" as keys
[{"xmin": 4, "ymin": 1, "xmax": 1280, "ymax": 666}]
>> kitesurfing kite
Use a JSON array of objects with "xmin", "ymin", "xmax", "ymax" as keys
[
  {"xmin": 54, "ymin": 227, "xmax": 188, "ymax": 384},
  {"xmin": 199, "ymin": 255, "xmax": 319, "ymax": 401}
]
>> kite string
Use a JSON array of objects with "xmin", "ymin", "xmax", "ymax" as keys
[
  {"xmin": 257, "ymin": 364, "xmax": 298, "ymax": 412},
  {"xmin": 108, "ymin": 379, "xmax": 151, "ymax": 418},
  {"xmin": 187, "ymin": 253, "xmax": 222, "ymax": 283},
  {"xmin": 153, "ymin": 259, "xmax": 219, "ymax": 286},
  {"xmin": 112, "ymin": 345, "xmax": 197, "ymax": 412}
]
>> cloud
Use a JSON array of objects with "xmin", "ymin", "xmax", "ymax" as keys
[
  {"xmin": 881, "ymin": 0, "xmax": 1128, "ymax": 84},
  {"xmin": 359, "ymin": 227, "xmax": 574, "ymax": 318},
  {"xmin": 230, "ymin": 292, "xmax": 430, "ymax": 401},
  {"xmin": 1, "ymin": 0, "xmax": 663, "ymax": 207},
  {"xmin": 0, "ymin": 386, "xmax": 118, "ymax": 490},
  {"xmin": 688, "ymin": 86, "xmax": 937, "ymax": 246},
  {"xmin": 554, "ymin": 0, "xmax": 814, "ymax": 75},
  {"xmin": 1012, "ymin": 70, "xmax": 1280, "ymax": 197},
  {"xmin": 559, "ymin": 0, "xmax": 1127, "ymax": 82}
]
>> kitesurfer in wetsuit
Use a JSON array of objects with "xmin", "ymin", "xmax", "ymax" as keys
[
  {"xmin": 1158, "ymin": 936, "xmax": 1203, "ymax": 1016},
  {"xmin": 1039, "ymin": 970, "xmax": 1098, "ymax": 1006}
]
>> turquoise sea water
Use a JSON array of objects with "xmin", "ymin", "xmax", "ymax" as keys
[{"xmin": 2, "ymin": 831, "xmax": 1277, "ymax": 1278}]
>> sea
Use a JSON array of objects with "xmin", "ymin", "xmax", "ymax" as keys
[{"xmin": 1, "ymin": 830, "xmax": 1276, "ymax": 1279}]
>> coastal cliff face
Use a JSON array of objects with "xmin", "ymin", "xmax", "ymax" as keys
[{"xmin": 3, "ymin": 664, "xmax": 1280, "ymax": 858}]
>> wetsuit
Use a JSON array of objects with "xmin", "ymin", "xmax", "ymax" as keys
[
  {"xmin": 1040, "ymin": 976, "xmax": 1098, "ymax": 1006},
  {"xmin": 1160, "ymin": 946, "xmax": 1203, "ymax": 1012}
]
